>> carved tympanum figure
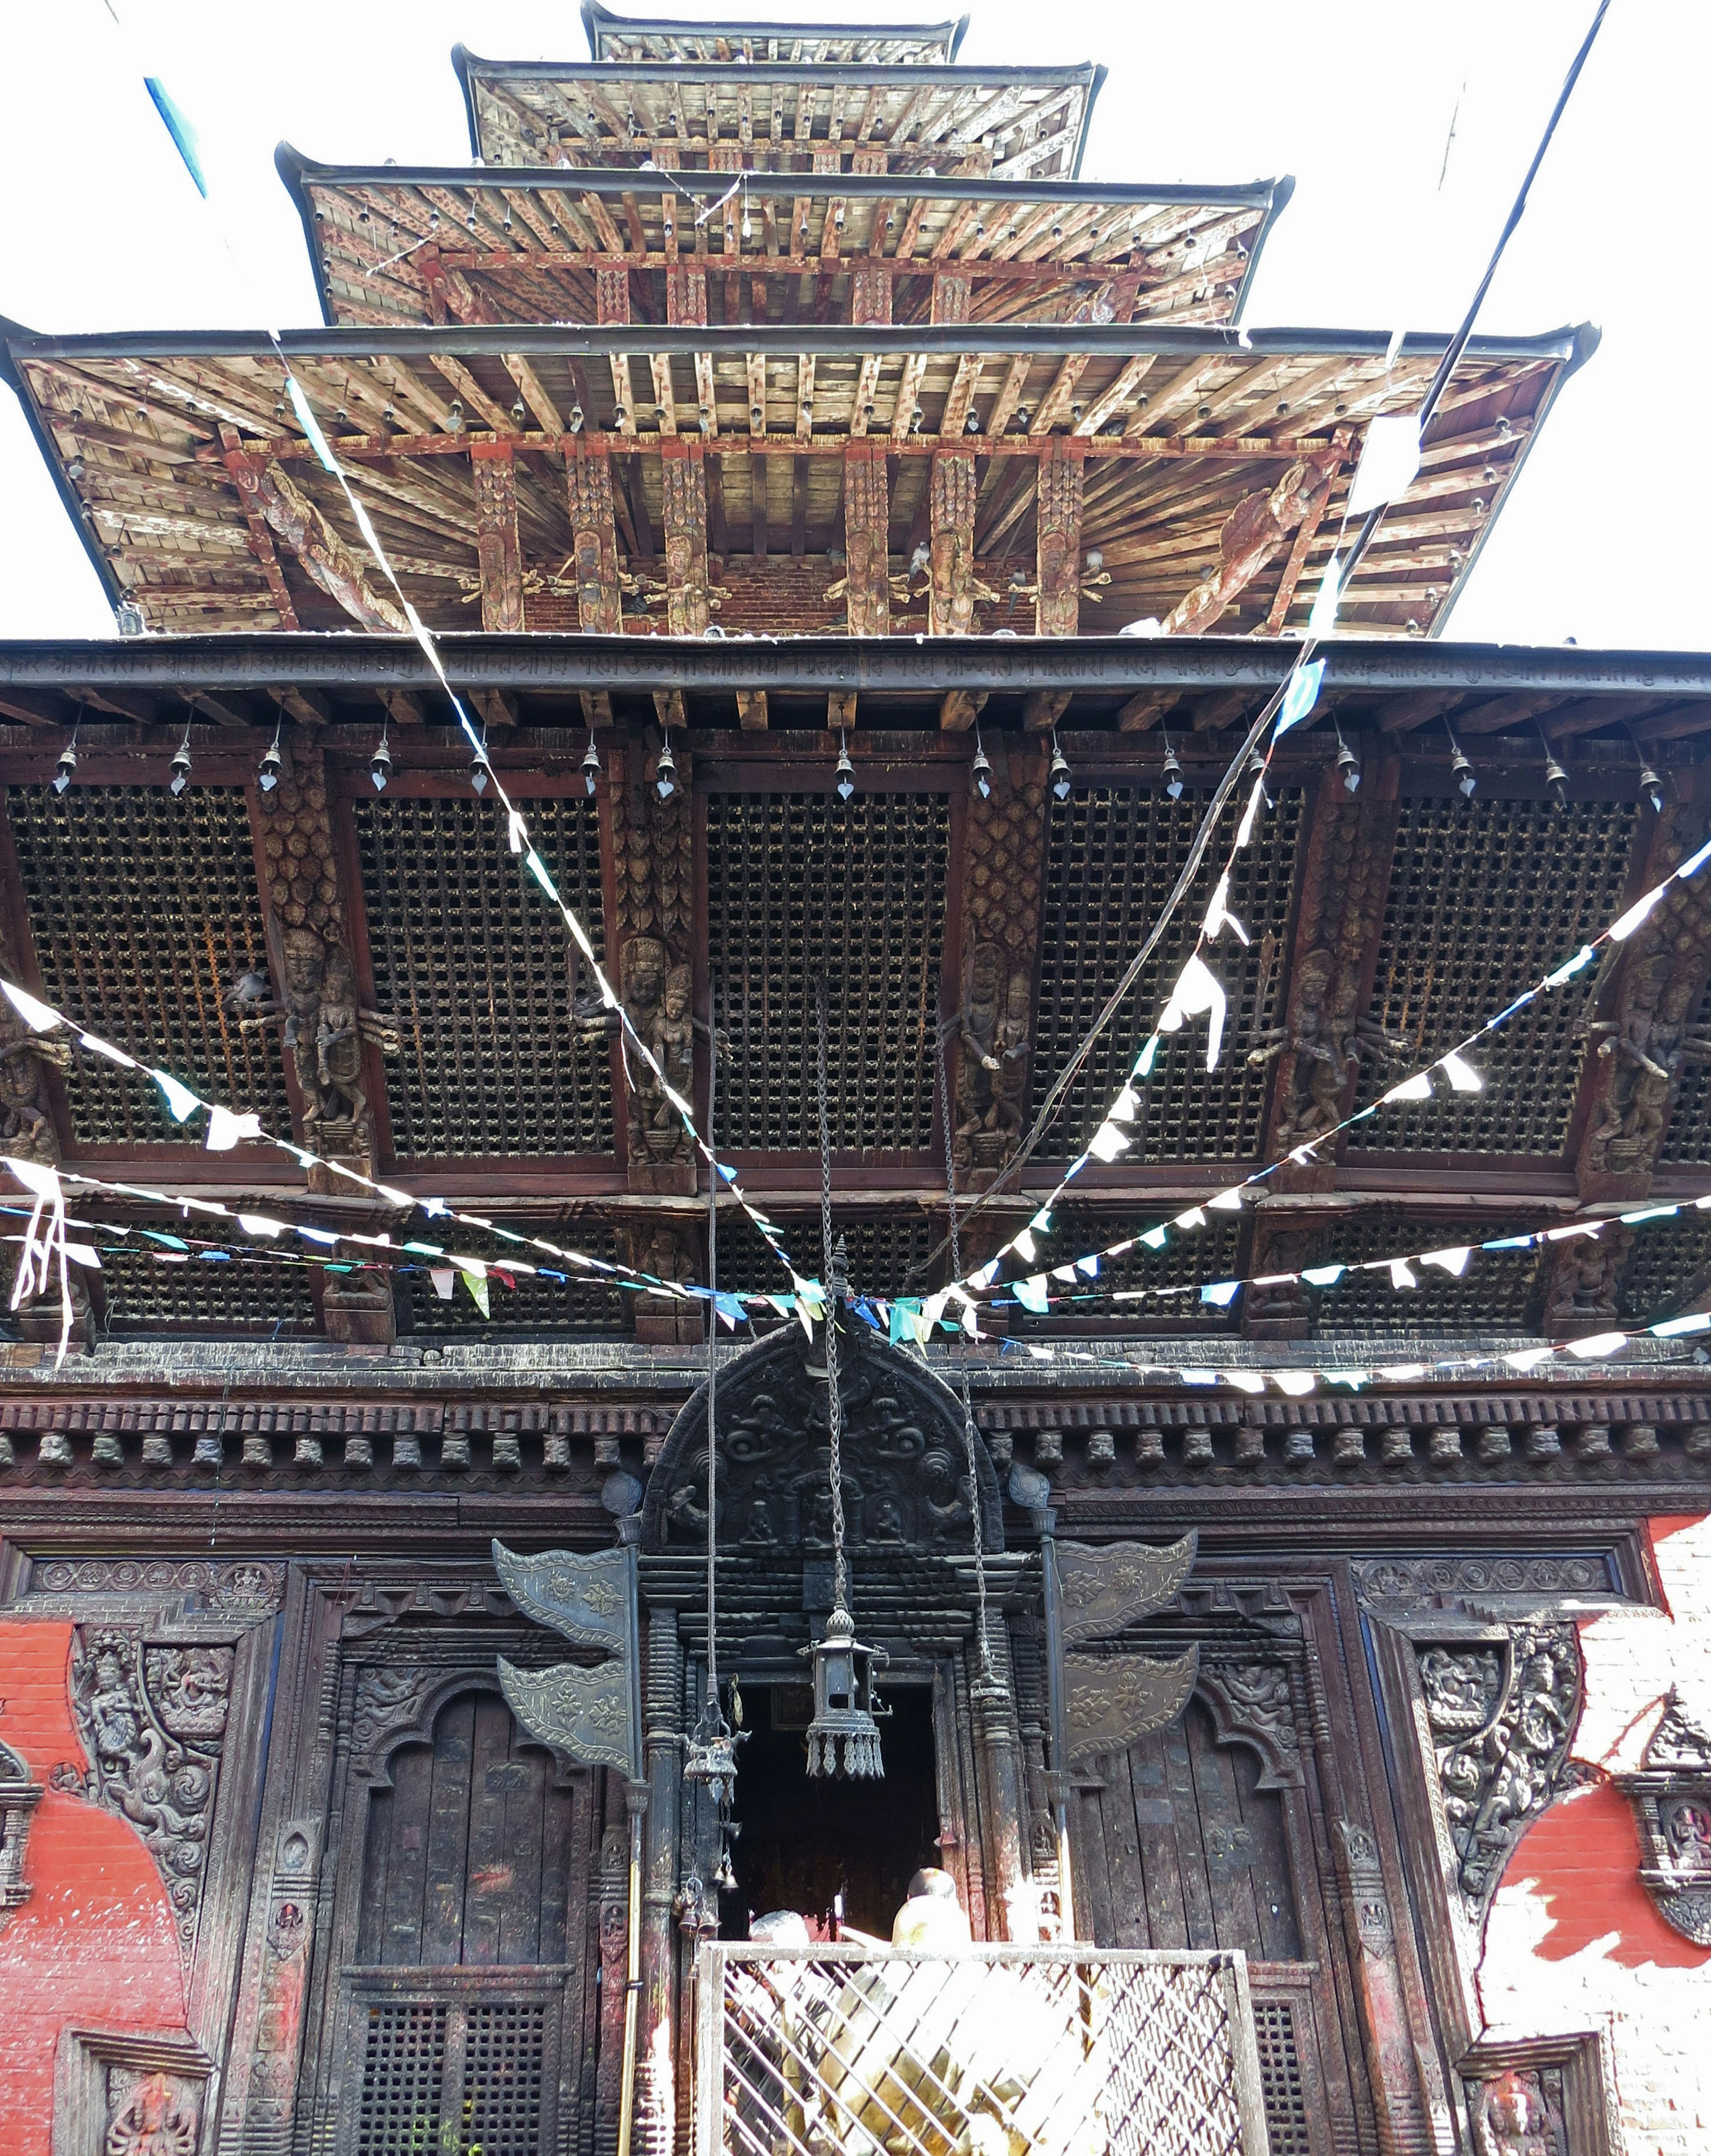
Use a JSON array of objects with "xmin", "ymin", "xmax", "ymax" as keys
[
  {"xmin": 1472, "ymin": 2070, "xmax": 1564, "ymax": 2156},
  {"xmin": 229, "ymin": 929, "xmax": 399, "ymax": 1162},
  {"xmin": 104, "ymin": 2070, "xmax": 199, "ymax": 2156}
]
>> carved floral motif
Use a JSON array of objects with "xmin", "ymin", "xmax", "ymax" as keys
[
  {"xmin": 1418, "ymin": 1623, "xmax": 1582, "ymax": 1920},
  {"xmin": 70, "ymin": 1628, "xmax": 234, "ymax": 1962}
]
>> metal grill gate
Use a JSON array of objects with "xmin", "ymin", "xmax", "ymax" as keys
[{"xmin": 695, "ymin": 1944, "xmax": 1271, "ymax": 2156}]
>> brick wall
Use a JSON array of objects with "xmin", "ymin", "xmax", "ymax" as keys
[
  {"xmin": 0, "ymin": 1619, "xmax": 186, "ymax": 2150},
  {"xmin": 1480, "ymin": 1514, "xmax": 1711, "ymax": 2156}
]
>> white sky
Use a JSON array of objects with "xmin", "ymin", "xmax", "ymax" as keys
[{"xmin": 0, "ymin": 0, "xmax": 1699, "ymax": 650}]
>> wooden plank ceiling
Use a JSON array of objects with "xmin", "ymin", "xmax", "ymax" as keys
[
  {"xmin": 454, "ymin": 50, "xmax": 1103, "ymax": 178},
  {"xmin": 285, "ymin": 160, "xmax": 1279, "ymax": 334},
  {"xmin": 4, "ymin": 325, "xmax": 1579, "ymax": 639}
]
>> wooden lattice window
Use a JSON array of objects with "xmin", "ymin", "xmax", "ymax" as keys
[
  {"xmin": 101, "ymin": 1246, "xmax": 318, "ymax": 1336},
  {"xmin": 1032, "ymin": 788, "xmax": 1302, "ymax": 1161},
  {"xmin": 1312, "ymin": 1213, "xmax": 1547, "ymax": 1337},
  {"xmin": 1034, "ymin": 1213, "xmax": 1245, "ymax": 1325},
  {"xmin": 707, "ymin": 793, "xmax": 950, "ymax": 1152},
  {"xmin": 1250, "ymin": 1997, "xmax": 1315, "ymax": 2156},
  {"xmin": 1619, "ymin": 1213, "xmax": 1711, "ymax": 1324},
  {"xmin": 1351, "ymin": 799, "xmax": 1639, "ymax": 1156},
  {"xmin": 401, "ymin": 1220, "xmax": 626, "ymax": 1336},
  {"xmin": 8, "ymin": 783, "xmax": 287, "ymax": 1142},
  {"xmin": 346, "ymin": 1990, "xmax": 557, "ymax": 2156},
  {"xmin": 353, "ymin": 795, "xmax": 611, "ymax": 1159}
]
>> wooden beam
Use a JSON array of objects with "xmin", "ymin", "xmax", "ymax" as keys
[
  {"xmin": 940, "ymin": 689, "xmax": 987, "ymax": 732},
  {"xmin": 0, "ymin": 689, "xmax": 65, "ymax": 729},
  {"xmin": 502, "ymin": 353, "xmax": 565, "ymax": 434},
  {"xmin": 219, "ymin": 430, "xmax": 302, "ymax": 630},
  {"xmin": 1117, "ymin": 689, "xmax": 1180, "ymax": 732},
  {"xmin": 1034, "ymin": 438, "xmax": 1083, "ymax": 637},
  {"xmin": 470, "ymin": 689, "xmax": 520, "ymax": 730},
  {"xmin": 81, "ymin": 686, "xmax": 159, "ymax": 725},
  {"xmin": 567, "ymin": 445, "xmax": 623, "ymax": 634},
  {"xmin": 1023, "ymin": 689, "xmax": 1071, "ymax": 734},
  {"xmin": 737, "ymin": 690, "xmax": 769, "ymax": 730},
  {"xmin": 1162, "ymin": 440, "xmax": 1344, "ymax": 637},
  {"xmin": 843, "ymin": 442, "xmax": 890, "ymax": 637},
  {"xmin": 380, "ymin": 689, "xmax": 427, "ymax": 727},
  {"xmin": 429, "ymin": 353, "xmax": 513, "ymax": 434},
  {"xmin": 659, "ymin": 439, "xmax": 710, "ymax": 636},
  {"xmin": 930, "ymin": 273, "xmax": 971, "ymax": 325},
  {"xmin": 184, "ymin": 689, "xmax": 252, "ymax": 729},
  {"xmin": 929, "ymin": 447, "xmax": 979, "ymax": 637},
  {"xmin": 471, "ymin": 441, "xmax": 526, "ymax": 632},
  {"xmin": 580, "ymin": 690, "xmax": 614, "ymax": 729},
  {"xmin": 828, "ymin": 691, "xmax": 858, "ymax": 730},
  {"xmin": 232, "ymin": 459, "xmax": 405, "ymax": 633},
  {"xmin": 270, "ymin": 686, "xmax": 330, "ymax": 729},
  {"xmin": 1263, "ymin": 433, "xmax": 1349, "ymax": 632},
  {"xmin": 653, "ymin": 689, "xmax": 687, "ymax": 730},
  {"xmin": 850, "ymin": 264, "xmax": 891, "ymax": 327}
]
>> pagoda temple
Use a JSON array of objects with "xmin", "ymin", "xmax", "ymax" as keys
[{"xmin": 0, "ymin": 12, "xmax": 1707, "ymax": 2156}]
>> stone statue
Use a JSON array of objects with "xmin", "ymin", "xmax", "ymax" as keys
[{"xmin": 229, "ymin": 929, "xmax": 399, "ymax": 1167}]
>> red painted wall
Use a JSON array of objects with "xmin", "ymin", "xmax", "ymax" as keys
[{"xmin": 0, "ymin": 1619, "xmax": 188, "ymax": 2149}]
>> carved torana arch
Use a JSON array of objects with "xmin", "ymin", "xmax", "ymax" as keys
[{"xmin": 642, "ymin": 1323, "xmax": 1004, "ymax": 1559}]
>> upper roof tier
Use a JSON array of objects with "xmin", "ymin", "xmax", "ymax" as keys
[
  {"xmin": 278, "ymin": 150, "xmax": 1289, "ymax": 334},
  {"xmin": 578, "ymin": 3, "xmax": 971, "ymax": 64},
  {"xmin": 452, "ymin": 46, "xmax": 1105, "ymax": 177},
  {"xmin": 0, "ymin": 318, "xmax": 1589, "ymax": 641}
]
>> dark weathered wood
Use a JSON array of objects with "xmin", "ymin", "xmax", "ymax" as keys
[{"xmin": 929, "ymin": 447, "xmax": 978, "ymax": 637}]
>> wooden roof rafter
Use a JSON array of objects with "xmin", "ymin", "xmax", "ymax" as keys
[
  {"xmin": 0, "ymin": 317, "xmax": 1594, "ymax": 640},
  {"xmin": 579, "ymin": 5, "xmax": 972, "ymax": 67}
]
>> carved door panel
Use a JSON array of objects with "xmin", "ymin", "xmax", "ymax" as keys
[{"xmin": 311, "ymin": 1680, "xmax": 598, "ymax": 2153}]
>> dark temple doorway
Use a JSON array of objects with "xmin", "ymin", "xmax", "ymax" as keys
[{"xmin": 721, "ymin": 1684, "xmax": 941, "ymax": 1941}]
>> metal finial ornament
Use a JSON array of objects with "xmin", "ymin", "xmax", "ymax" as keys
[{"xmin": 803, "ymin": 983, "xmax": 887, "ymax": 1781}]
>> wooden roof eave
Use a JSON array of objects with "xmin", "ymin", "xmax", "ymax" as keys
[
  {"xmin": 578, "ymin": 1, "xmax": 973, "ymax": 65},
  {"xmin": 450, "ymin": 45, "xmax": 1107, "ymax": 176}
]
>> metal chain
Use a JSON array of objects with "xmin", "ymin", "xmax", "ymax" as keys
[
  {"xmin": 704, "ymin": 980, "xmax": 720, "ymax": 1713},
  {"xmin": 815, "ymin": 984, "xmax": 849, "ymax": 1614},
  {"xmin": 935, "ymin": 1019, "xmax": 994, "ymax": 1679}
]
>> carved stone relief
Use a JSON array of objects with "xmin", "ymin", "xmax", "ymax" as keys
[
  {"xmin": 1416, "ymin": 1623, "xmax": 1582, "ymax": 1922},
  {"xmin": 1614, "ymin": 1690, "xmax": 1711, "ymax": 1945},
  {"xmin": 104, "ymin": 2070, "xmax": 201, "ymax": 2156},
  {"xmin": 68, "ymin": 1628, "xmax": 234, "ymax": 1965},
  {"xmin": 54, "ymin": 2029, "xmax": 213, "ymax": 2156},
  {"xmin": 1354, "ymin": 1556, "xmax": 1610, "ymax": 1611}
]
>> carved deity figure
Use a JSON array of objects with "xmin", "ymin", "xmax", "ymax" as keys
[
  {"xmin": 583, "ymin": 940, "xmax": 727, "ymax": 1167},
  {"xmin": 228, "ymin": 930, "xmax": 399, "ymax": 1161},
  {"xmin": 104, "ymin": 2071, "xmax": 199, "ymax": 2156},
  {"xmin": 1585, "ymin": 953, "xmax": 1711, "ymax": 1177},
  {"xmin": 0, "ymin": 1001, "xmax": 71, "ymax": 1164},
  {"xmin": 1474, "ymin": 2070, "xmax": 1560, "ymax": 2156},
  {"xmin": 1248, "ymin": 946, "xmax": 1413, "ymax": 1149},
  {"xmin": 955, "ymin": 943, "xmax": 1031, "ymax": 1169}
]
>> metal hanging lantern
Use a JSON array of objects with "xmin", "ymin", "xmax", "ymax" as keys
[
  {"xmin": 802, "ymin": 1606, "xmax": 886, "ymax": 1778},
  {"xmin": 684, "ymin": 1702, "xmax": 741, "ymax": 1809},
  {"xmin": 802, "ymin": 984, "xmax": 886, "ymax": 1781}
]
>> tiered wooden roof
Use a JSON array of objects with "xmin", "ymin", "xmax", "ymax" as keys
[
  {"xmin": 0, "ymin": 318, "xmax": 1588, "ymax": 639},
  {"xmin": 453, "ymin": 46, "xmax": 1105, "ymax": 177},
  {"xmin": 279, "ymin": 154, "xmax": 1288, "ymax": 334},
  {"xmin": 578, "ymin": 4, "xmax": 971, "ymax": 65}
]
